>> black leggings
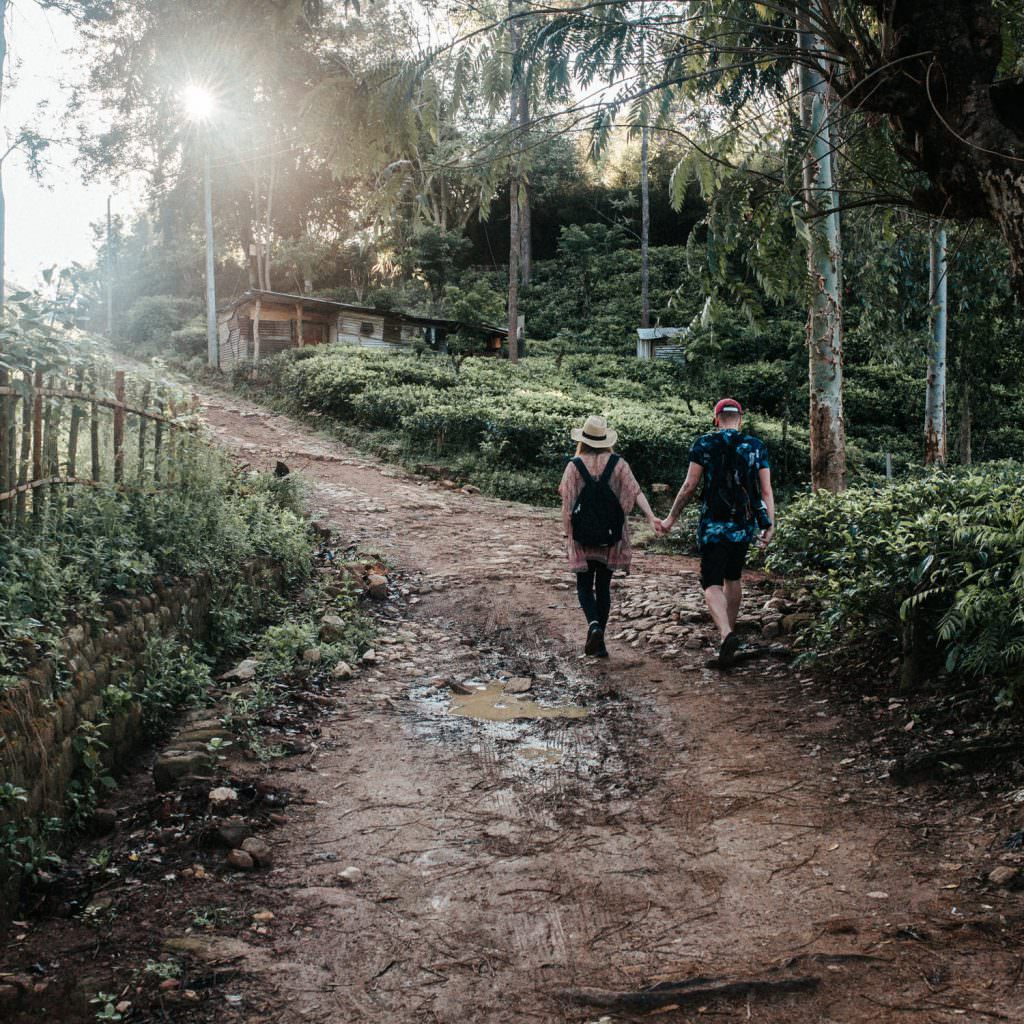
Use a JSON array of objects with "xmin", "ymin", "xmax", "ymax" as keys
[{"xmin": 576, "ymin": 560, "xmax": 612, "ymax": 629}]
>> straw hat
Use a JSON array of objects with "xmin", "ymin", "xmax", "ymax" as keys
[{"xmin": 571, "ymin": 415, "xmax": 618, "ymax": 449}]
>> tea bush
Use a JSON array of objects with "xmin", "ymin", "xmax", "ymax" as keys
[
  {"xmin": 259, "ymin": 346, "xmax": 815, "ymax": 504},
  {"xmin": 768, "ymin": 466, "xmax": 1024, "ymax": 704}
]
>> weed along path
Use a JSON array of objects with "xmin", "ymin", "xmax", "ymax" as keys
[{"xmin": 173, "ymin": 388, "xmax": 1022, "ymax": 1024}]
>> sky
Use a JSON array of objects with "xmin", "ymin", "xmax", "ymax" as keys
[{"xmin": 4, "ymin": 1, "xmax": 122, "ymax": 289}]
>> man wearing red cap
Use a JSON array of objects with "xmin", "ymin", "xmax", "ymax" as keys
[{"xmin": 657, "ymin": 398, "xmax": 774, "ymax": 667}]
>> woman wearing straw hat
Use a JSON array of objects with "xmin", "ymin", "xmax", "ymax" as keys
[{"xmin": 559, "ymin": 415, "xmax": 660, "ymax": 657}]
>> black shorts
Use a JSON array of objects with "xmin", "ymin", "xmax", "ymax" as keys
[{"xmin": 700, "ymin": 541, "xmax": 749, "ymax": 590}]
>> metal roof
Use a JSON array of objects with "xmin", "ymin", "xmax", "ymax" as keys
[
  {"xmin": 220, "ymin": 289, "xmax": 507, "ymax": 336},
  {"xmin": 637, "ymin": 326, "xmax": 688, "ymax": 341}
]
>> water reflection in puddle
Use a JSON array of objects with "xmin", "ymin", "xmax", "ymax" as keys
[
  {"xmin": 518, "ymin": 744, "xmax": 562, "ymax": 764},
  {"xmin": 448, "ymin": 681, "xmax": 589, "ymax": 723}
]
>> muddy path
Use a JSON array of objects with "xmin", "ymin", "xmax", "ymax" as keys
[
  {"xmin": 4, "ymin": 384, "xmax": 1022, "ymax": 1024},
  {"xmin": 179, "ymin": 389, "xmax": 1022, "ymax": 1023}
]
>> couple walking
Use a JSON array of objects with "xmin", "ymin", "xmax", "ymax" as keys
[{"xmin": 559, "ymin": 399, "xmax": 775, "ymax": 667}]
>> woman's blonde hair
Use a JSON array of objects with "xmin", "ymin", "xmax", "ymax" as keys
[{"xmin": 575, "ymin": 441, "xmax": 614, "ymax": 457}]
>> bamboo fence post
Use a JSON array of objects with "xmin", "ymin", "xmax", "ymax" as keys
[
  {"xmin": 113, "ymin": 371, "xmax": 126, "ymax": 484},
  {"xmin": 31, "ymin": 370, "xmax": 43, "ymax": 527},
  {"xmin": 0, "ymin": 368, "xmax": 9, "ymax": 525},
  {"xmin": 137, "ymin": 382, "xmax": 150, "ymax": 484},
  {"xmin": 6, "ymin": 377, "xmax": 16, "ymax": 526},
  {"xmin": 0, "ymin": 368, "xmax": 7, "ymax": 524},
  {"xmin": 43, "ymin": 374, "xmax": 65, "ymax": 524},
  {"xmin": 166, "ymin": 398, "xmax": 177, "ymax": 484},
  {"xmin": 90, "ymin": 369, "xmax": 101, "ymax": 483},
  {"xmin": 153, "ymin": 394, "xmax": 164, "ymax": 484},
  {"xmin": 16, "ymin": 371, "xmax": 31, "ymax": 527},
  {"xmin": 42, "ymin": 375, "xmax": 57, "ymax": 476},
  {"xmin": 67, "ymin": 368, "xmax": 84, "ymax": 482},
  {"xmin": 41, "ymin": 375, "xmax": 55, "ymax": 519},
  {"xmin": 6, "ymin": 384, "xmax": 16, "ymax": 526}
]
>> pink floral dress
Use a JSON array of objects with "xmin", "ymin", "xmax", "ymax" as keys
[{"xmin": 558, "ymin": 453, "xmax": 641, "ymax": 573}]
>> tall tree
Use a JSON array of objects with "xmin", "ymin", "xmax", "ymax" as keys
[
  {"xmin": 517, "ymin": 76, "xmax": 531, "ymax": 285},
  {"xmin": 925, "ymin": 224, "xmax": 949, "ymax": 465},
  {"xmin": 517, "ymin": 2, "xmax": 1024, "ymax": 298},
  {"xmin": 639, "ymin": 123, "xmax": 650, "ymax": 328},
  {"xmin": 506, "ymin": 0, "xmax": 522, "ymax": 362},
  {"xmin": 798, "ymin": 6, "xmax": 846, "ymax": 492}
]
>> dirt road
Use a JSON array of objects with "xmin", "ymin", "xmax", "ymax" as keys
[
  {"xmin": 6, "ymin": 383, "xmax": 1020, "ymax": 1023},
  {"xmin": 179, "ymin": 389, "xmax": 1022, "ymax": 1024}
]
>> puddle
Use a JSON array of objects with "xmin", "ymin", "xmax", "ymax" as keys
[
  {"xmin": 448, "ymin": 681, "xmax": 588, "ymax": 722},
  {"xmin": 518, "ymin": 744, "xmax": 563, "ymax": 764}
]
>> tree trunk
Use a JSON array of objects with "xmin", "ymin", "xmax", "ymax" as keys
[
  {"xmin": 508, "ymin": 179, "xmax": 521, "ymax": 363},
  {"xmin": 640, "ymin": 124, "xmax": 651, "ymax": 329},
  {"xmin": 924, "ymin": 224, "xmax": 948, "ymax": 465},
  {"xmin": 518, "ymin": 84, "xmax": 531, "ymax": 285},
  {"xmin": 506, "ymin": 0, "xmax": 521, "ymax": 363},
  {"xmin": 959, "ymin": 380, "xmax": 972, "ymax": 466},
  {"xmin": 798, "ymin": 6, "xmax": 846, "ymax": 493}
]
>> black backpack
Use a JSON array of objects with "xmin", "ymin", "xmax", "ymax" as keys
[
  {"xmin": 571, "ymin": 454, "xmax": 625, "ymax": 547},
  {"xmin": 704, "ymin": 433, "xmax": 758, "ymax": 526}
]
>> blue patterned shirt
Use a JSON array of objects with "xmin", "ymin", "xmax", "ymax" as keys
[{"xmin": 689, "ymin": 429, "xmax": 770, "ymax": 545}]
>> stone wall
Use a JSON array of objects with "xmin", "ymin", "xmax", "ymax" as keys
[{"xmin": 0, "ymin": 563, "xmax": 277, "ymax": 919}]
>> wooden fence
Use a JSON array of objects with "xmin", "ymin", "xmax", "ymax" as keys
[{"xmin": 0, "ymin": 365, "xmax": 199, "ymax": 530}]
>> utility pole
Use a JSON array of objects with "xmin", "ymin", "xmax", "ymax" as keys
[
  {"xmin": 203, "ymin": 147, "xmax": 218, "ymax": 368},
  {"xmin": 0, "ymin": 0, "xmax": 9, "ymax": 314},
  {"xmin": 106, "ymin": 196, "xmax": 114, "ymax": 337}
]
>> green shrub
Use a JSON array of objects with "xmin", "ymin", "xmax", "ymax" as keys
[
  {"xmin": 125, "ymin": 295, "xmax": 200, "ymax": 351},
  {"xmin": 768, "ymin": 465, "xmax": 1024, "ymax": 703},
  {"xmin": 170, "ymin": 315, "xmax": 208, "ymax": 359},
  {"xmin": 0, "ymin": 454, "xmax": 314, "ymax": 675}
]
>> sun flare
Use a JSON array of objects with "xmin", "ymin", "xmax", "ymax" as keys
[{"xmin": 181, "ymin": 83, "xmax": 216, "ymax": 122}]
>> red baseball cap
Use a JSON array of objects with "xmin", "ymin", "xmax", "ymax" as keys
[{"xmin": 714, "ymin": 398, "xmax": 743, "ymax": 418}]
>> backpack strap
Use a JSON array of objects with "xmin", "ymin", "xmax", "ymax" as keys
[
  {"xmin": 572, "ymin": 456, "xmax": 594, "ymax": 484},
  {"xmin": 598, "ymin": 453, "xmax": 620, "ymax": 484}
]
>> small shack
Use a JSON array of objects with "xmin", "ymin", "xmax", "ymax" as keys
[
  {"xmin": 218, "ymin": 290, "xmax": 509, "ymax": 370},
  {"xmin": 636, "ymin": 326, "xmax": 688, "ymax": 363}
]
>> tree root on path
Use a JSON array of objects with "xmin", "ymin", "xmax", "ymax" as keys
[{"xmin": 556, "ymin": 973, "xmax": 820, "ymax": 1011}]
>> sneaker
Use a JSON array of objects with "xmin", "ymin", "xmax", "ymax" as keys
[
  {"xmin": 718, "ymin": 631, "xmax": 740, "ymax": 668},
  {"xmin": 585, "ymin": 622, "xmax": 604, "ymax": 656}
]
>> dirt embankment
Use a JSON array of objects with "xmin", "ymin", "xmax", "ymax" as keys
[{"xmin": 3, "ymin": 388, "xmax": 1023, "ymax": 1024}]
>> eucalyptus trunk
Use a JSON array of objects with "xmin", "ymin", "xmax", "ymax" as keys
[
  {"xmin": 508, "ymin": 180, "xmax": 521, "ymax": 363},
  {"xmin": 924, "ymin": 225, "xmax": 948, "ymax": 466},
  {"xmin": 640, "ymin": 124, "xmax": 651, "ymax": 329},
  {"xmin": 518, "ymin": 85, "xmax": 531, "ymax": 285},
  {"xmin": 506, "ymin": 0, "xmax": 521, "ymax": 362},
  {"xmin": 798, "ymin": 7, "xmax": 846, "ymax": 493}
]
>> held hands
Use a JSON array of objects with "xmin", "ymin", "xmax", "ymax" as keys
[{"xmin": 653, "ymin": 516, "xmax": 674, "ymax": 536}]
